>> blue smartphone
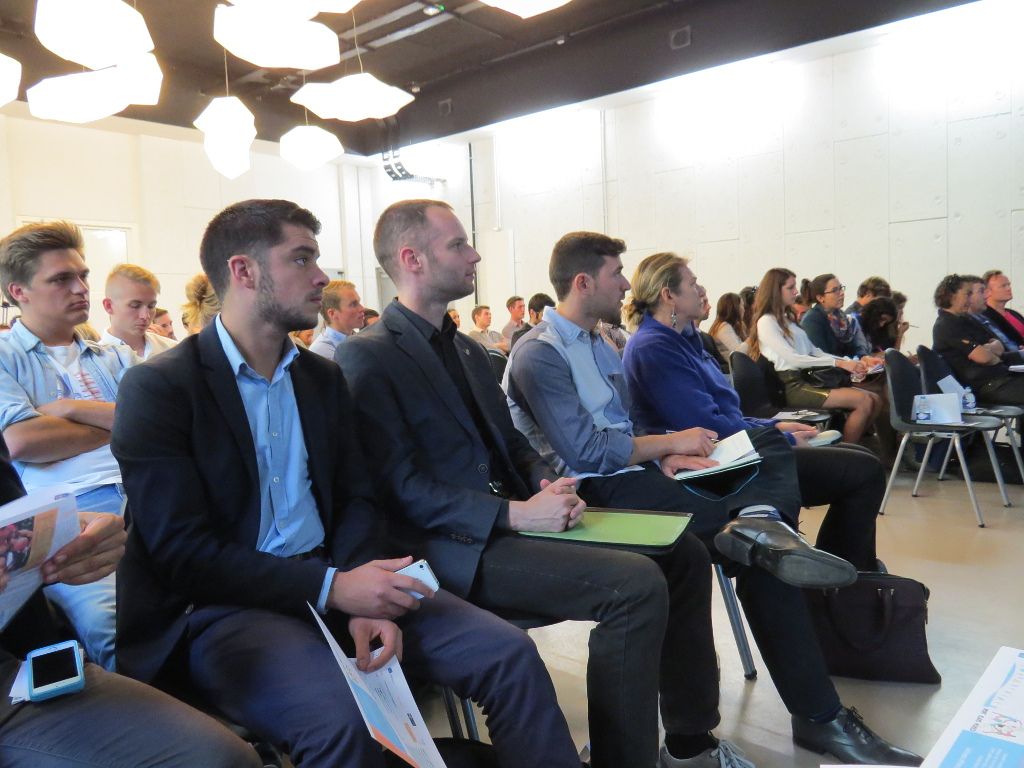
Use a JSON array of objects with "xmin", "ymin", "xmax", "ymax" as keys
[{"xmin": 27, "ymin": 639, "xmax": 85, "ymax": 702}]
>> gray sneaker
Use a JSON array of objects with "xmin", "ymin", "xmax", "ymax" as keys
[{"xmin": 658, "ymin": 741, "xmax": 756, "ymax": 767}]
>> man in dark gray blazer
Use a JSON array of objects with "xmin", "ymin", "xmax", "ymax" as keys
[
  {"xmin": 112, "ymin": 199, "xmax": 580, "ymax": 768},
  {"xmin": 338, "ymin": 200, "xmax": 730, "ymax": 768}
]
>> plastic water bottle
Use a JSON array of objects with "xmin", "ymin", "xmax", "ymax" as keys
[
  {"xmin": 914, "ymin": 397, "xmax": 932, "ymax": 423},
  {"xmin": 962, "ymin": 387, "xmax": 976, "ymax": 410}
]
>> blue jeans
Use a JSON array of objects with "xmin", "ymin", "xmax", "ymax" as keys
[{"xmin": 42, "ymin": 484, "xmax": 123, "ymax": 671}]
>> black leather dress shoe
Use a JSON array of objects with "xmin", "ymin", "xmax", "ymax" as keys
[
  {"xmin": 713, "ymin": 517, "xmax": 857, "ymax": 588},
  {"xmin": 792, "ymin": 707, "xmax": 923, "ymax": 765}
]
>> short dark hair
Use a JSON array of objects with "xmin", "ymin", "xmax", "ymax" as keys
[
  {"xmin": 549, "ymin": 232, "xmax": 626, "ymax": 301},
  {"xmin": 200, "ymin": 199, "xmax": 321, "ymax": 296},
  {"xmin": 471, "ymin": 305, "xmax": 490, "ymax": 322},
  {"xmin": 857, "ymin": 276, "xmax": 891, "ymax": 299},
  {"xmin": 934, "ymin": 274, "xmax": 967, "ymax": 309},
  {"xmin": 961, "ymin": 274, "xmax": 984, "ymax": 286},
  {"xmin": 373, "ymin": 199, "xmax": 453, "ymax": 280},
  {"xmin": 505, "ymin": 295, "xmax": 523, "ymax": 310},
  {"xmin": 527, "ymin": 292, "xmax": 555, "ymax": 315}
]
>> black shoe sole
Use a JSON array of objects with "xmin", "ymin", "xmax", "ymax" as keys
[{"xmin": 714, "ymin": 531, "xmax": 858, "ymax": 589}]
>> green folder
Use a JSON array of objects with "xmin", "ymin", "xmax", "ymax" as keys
[{"xmin": 519, "ymin": 508, "xmax": 692, "ymax": 554}]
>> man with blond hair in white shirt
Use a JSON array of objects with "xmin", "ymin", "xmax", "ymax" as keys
[{"xmin": 100, "ymin": 264, "xmax": 177, "ymax": 360}]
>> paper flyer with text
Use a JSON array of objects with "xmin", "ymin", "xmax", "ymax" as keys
[{"xmin": 923, "ymin": 646, "xmax": 1024, "ymax": 768}]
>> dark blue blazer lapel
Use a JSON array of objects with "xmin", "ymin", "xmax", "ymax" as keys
[
  {"xmin": 197, "ymin": 324, "xmax": 259, "ymax": 494},
  {"xmin": 383, "ymin": 306, "xmax": 479, "ymax": 442}
]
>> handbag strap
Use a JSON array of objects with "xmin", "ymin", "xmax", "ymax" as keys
[{"xmin": 823, "ymin": 585, "xmax": 895, "ymax": 653}]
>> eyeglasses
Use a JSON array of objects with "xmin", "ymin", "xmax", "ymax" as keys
[{"xmin": 823, "ymin": 285, "xmax": 846, "ymax": 294}]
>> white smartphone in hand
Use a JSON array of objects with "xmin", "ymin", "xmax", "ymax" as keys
[{"xmin": 396, "ymin": 559, "xmax": 440, "ymax": 599}]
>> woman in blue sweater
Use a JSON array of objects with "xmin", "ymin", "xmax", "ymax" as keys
[{"xmin": 622, "ymin": 252, "xmax": 884, "ymax": 570}]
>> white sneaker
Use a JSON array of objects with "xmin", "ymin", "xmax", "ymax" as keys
[{"xmin": 658, "ymin": 740, "xmax": 756, "ymax": 768}]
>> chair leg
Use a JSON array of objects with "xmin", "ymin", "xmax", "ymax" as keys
[
  {"xmin": 912, "ymin": 437, "xmax": 935, "ymax": 497},
  {"xmin": 937, "ymin": 439, "xmax": 955, "ymax": 480},
  {"xmin": 1004, "ymin": 417, "xmax": 1024, "ymax": 483},
  {"xmin": 953, "ymin": 434, "xmax": 985, "ymax": 528},
  {"xmin": 982, "ymin": 430, "xmax": 1011, "ymax": 508},
  {"xmin": 880, "ymin": 432, "xmax": 910, "ymax": 514},
  {"xmin": 460, "ymin": 697, "xmax": 481, "ymax": 741},
  {"xmin": 715, "ymin": 564, "xmax": 756, "ymax": 680},
  {"xmin": 442, "ymin": 686, "xmax": 465, "ymax": 740}
]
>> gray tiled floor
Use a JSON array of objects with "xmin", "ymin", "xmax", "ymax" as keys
[{"xmin": 432, "ymin": 468, "xmax": 1024, "ymax": 766}]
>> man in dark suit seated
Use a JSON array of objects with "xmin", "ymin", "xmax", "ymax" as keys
[
  {"xmin": 111, "ymin": 199, "xmax": 580, "ymax": 768},
  {"xmin": 338, "ymin": 199, "xmax": 776, "ymax": 768},
  {"xmin": 0, "ymin": 437, "xmax": 261, "ymax": 767}
]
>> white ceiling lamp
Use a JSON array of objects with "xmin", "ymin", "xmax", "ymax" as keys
[
  {"xmin": 479, "ymin": 0, "xmax": 572, "ymax": 19},
  {"xmin": 227, "ymin": 0, "xmax": 362, "ymax": 15},
  {"xmin": 34, "ymin": 0, "xmax": 154, "ymax": 71},
  {"xmin": 194, "ymin": 96, "xmax": 257, "ymax": 179},
  {"xmin": 214, "ymin": 3, "xmax": 340, "ymax": 71},
  {"xmin": 280, "ymin": 125, "xmax": 344, "ymax": 170},
  {"xmin": 292, "ymin": 72, "xmax": 414, "ymax": 122},
  {"xmin": 118, "ymin": 52, "xmax": 163, "ymax": 106},
  {"xmin": 0, "ymin": 53, "xmax": 21, "ymax": 108},
  {"xmin": 27, "ymin": 67, "xmax": 131, "ymax": 123}
]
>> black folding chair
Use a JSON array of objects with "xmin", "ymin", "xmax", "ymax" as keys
[{"xmin": 729, "ymin": 351, "xmax": 832, "ymax": 428}]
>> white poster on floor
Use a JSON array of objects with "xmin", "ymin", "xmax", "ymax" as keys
[{"xmin": 921, "ymin": 646, "xmax": 1024, "ymax": 767}]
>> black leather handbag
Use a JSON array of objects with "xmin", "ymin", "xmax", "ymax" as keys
[
  {"xmin": 801, "ymin": 366, "xmax": 853, "ymax": 389},
  {"xmin": 804, "ymin": 572, "xmax": 941, "ymax": 684}
]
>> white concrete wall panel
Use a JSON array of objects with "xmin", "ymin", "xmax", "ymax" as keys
[
  {"xmin": 695, "ymin": 158, "xmax": 738, "ymax": 243},
  {"xmin": 694, "ymin": 239, "xmax": 739, "ymax": 310},
  {"xmin": 835, "ymin": 135, "xmax": 889, "ymax": 281},
  {"xmin": 890, "ymin": 219, "xmax": 948, "ymax": 352},
  {"xmin": 948, "ymin": 114, "xmax": 1012, "ymax": 268},
  {"xmin": 783, "ymin": 58, "xmax": 833, "ymax": 151},
  {"xmin": 784, "ymin": 229, "xmax": 835, "ymax": 285},
  {"xmin": 1012, "ymin": 210, "xmax": 1024, "ymax": 298},
  {"xmin": 1011, "ymin": 64, "xmax": 1024, "ymax": 212},
  {"xmin": 652, "ymin": 168, "xmax": 697, "ymax": 254},
  {"xmin": 614, "ymin": 174, "xmax": 656, "ymax": 251},
  {"xmin": 738, "ymin": 152, "xmax": 785, "ymax": 271},
  {"xmin": 784, "ymin": 144, "xmax": 834, "ymax": 234},
  {"xmin": 833, "ymin": 46, "xmax": 889, "ymax": 141},
  {"xmin": 889, "ymin": 117, "xmax": 947, "ymax": 223},
  {"xmin": 0, "ymin": 117, "xmax": 14, "ymax": 234}
]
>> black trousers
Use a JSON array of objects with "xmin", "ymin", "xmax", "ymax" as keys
[
  {"xmin": 470, "ymin": 531, "xmax": 716, "ymax": 768},
  {"xmin": 578, "ymin": 428, "xmax": 842, "ymax": 723},
  {"xmin": 794, "ymin": 443, "xmax": 883, "ymax": 570},
  {"xmin": 978, "ymin": 374, "xmax": 1024, "ymax": 406}
]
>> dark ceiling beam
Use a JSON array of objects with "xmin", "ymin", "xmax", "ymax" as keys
[{"xmin": 369, "ymin": 0, "xmax": 974, "ymax": 157}]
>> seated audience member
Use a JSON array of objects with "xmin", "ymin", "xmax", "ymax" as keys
[
  {"xmin": 708, "ymin": 291, "xmax": 748, "ymax": 358},
  {"xmin": 622, "ymin": 252, "xmax": 884, "ymax": 571},
  {"xmin": 0, "ymin": 439, "xmax": 262, "ymax": 768},
  {"xmin": 859, "ymin": 296, "xmax": 901, "ymax": 354},
  {"xmin": 800, "ymin": 274, "xmax": 871, "ymax": 358},
  {"xmin": 748, "ymin": 268, "xmax": 883, "ymax": 446},
  {"xmin": 0, "ymin": 221, "xmax": 135, "ymax": 671},
  {"xmin": 511, "ymin": 292, "xmax": 554, "ymax": 349},
  {"xmin": 309, "ymin": 279, "xmax": 365, "ymax": 359},
  {"xmin": 181, "ymin": 272, "xmax": 220, "ymax": 334},
  {"xmin": 446, "ymin": 307, "xmax": 461, "ymax": 328},
  {"xmin": 501, "ymin": 295, "xmax": 527, "ymax": 341},
  {"xmin": 932, "ymin": 274, "xmax": 1024, "ymax": 405},
  {"xmin": 467, "ymin": 305, "xmax": 509, "ymax": 354},
  {"xmin": 740, "ymin": 285, "xmax": 757, "ymax": 335},
  {"xmin": 982, "ymin": 269, "xmax": 1024, "ymax": 346},
  {"xmin": 846, "ymin": 276, "xmax": 891, "ymax": 317},
  {"xmin": 111, "ymin": 199, "xmax": 579, "ymax": 768},
  {"xmin": 504, "ymin": 233, "xmax": 919, "ymax": 767},
  {"xmin": 99, "ymin": 264, "xmax": 177, "ymax": 360},
  {"xmin": 340, "ymin": 199, "xmax": 766, "ymax": 768},
  {"xmin": 695, "ymin": 285, "xmax": 728, "ymax": 372},
  {"xmin": 362, "ymin": 308, "xmax": 380, "ymax": 327},
  {"xmin": 965, "ymin": 275, "xmax": 1024, "ymax": 359},
  {"xmin": 150, "ymin": 306, "xmax": 176, "ymax": 339}
]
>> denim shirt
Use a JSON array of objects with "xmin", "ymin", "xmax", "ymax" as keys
[{"xmin": 505, "ymin": 307, "xmax": 641, "ymax": 479}]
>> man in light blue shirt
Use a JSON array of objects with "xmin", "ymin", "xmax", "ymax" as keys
[
  {"xmin": 308, "ymin": 279, "xmax": 364, "ymax": 359},
  {"xmin": 0, "ymin": 220, "xmax": 136, "ymax": 671}
]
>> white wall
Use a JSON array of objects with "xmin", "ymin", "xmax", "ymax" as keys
[{"xmin": 361, "ymin": 0, "xmax": 1024, "ymax": 350}]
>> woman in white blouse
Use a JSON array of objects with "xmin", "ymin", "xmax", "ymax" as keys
[
  {"xmin": 708, "ymin": 292, "xmax": 748, "ymax": 358},
  {"xmin": 747, "ymin": 268, "xmax": 883, "ymax": 445}
]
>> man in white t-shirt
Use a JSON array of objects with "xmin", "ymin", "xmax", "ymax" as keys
[
  {"xmin": 0, "ymin": 220, "xmax": 136, "ymax": 670},
  {"xmin": 99, "ymin": 264, "xmax": 177, "ymax": 360}
]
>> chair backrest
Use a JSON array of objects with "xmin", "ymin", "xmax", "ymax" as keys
[
  {"xmin": 729, "ymin": 351, "xmax": 778, "ymax": 417},
  {"xmin": 486, "ymin": 348, "xmax": 508, "ymax": 382},
  {"xmin": 884, "ymin": 348, "xmax": 922, "ymax": 429},
  {"xmin": 917, "ymin": 344, "xmax": 957, "ymax": 395}
]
